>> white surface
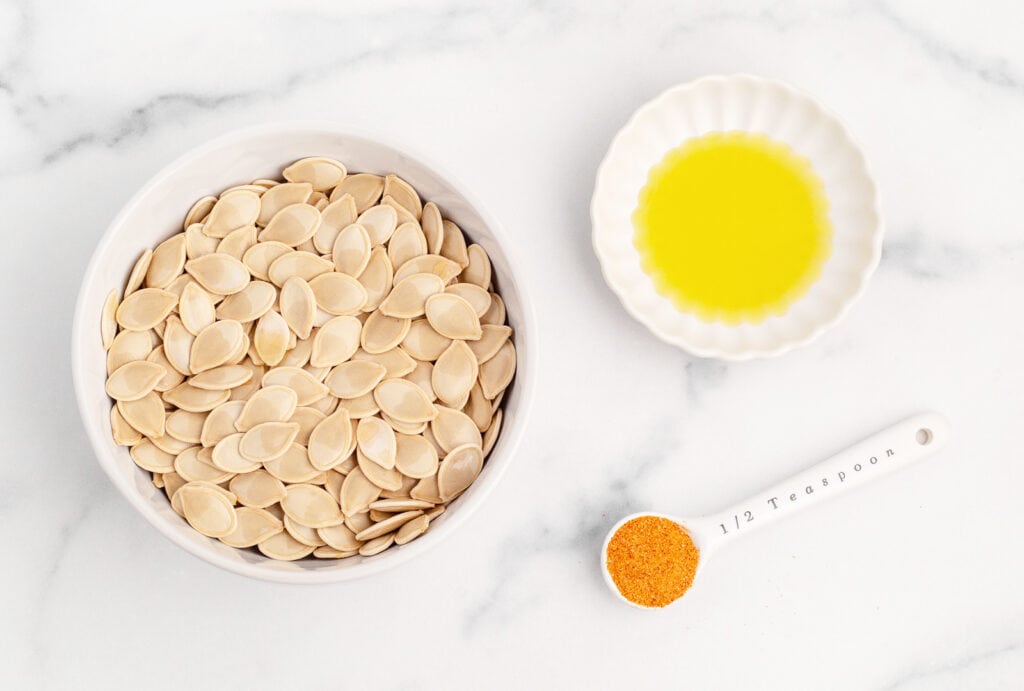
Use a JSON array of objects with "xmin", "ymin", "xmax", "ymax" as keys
[
  {"xmin": 72, "ymin": 123, "xmax": 537, "ymax": 583},
  {"xmin": 2, "ymin": 1, "xmax": 1022, "ymax": 689},
  {"xmin": 592, "ymin": 74, "xmax": 883, "ymax": 359}
]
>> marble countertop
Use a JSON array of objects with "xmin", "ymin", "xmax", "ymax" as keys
[{"xmin": 3, "ymin": 1, "xmax": 1022, "ymax": 688}]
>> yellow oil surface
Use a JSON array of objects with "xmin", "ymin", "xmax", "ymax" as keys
[{"xmin": 633, "ymin": 131, "xmax": 832, "ymax": 324}]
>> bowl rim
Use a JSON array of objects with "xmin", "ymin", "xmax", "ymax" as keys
[
  {"xmin": 72, "ymin": 121, "xmax": 537, "ymax": 583},
  {"xmin": 590, "ymin": 73, "xmax": 884, "ymax": 361}
]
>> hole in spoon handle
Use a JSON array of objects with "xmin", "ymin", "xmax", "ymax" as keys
[{"xmin": 696, "ymin": 412, "xmax": 950, "ymax": 548}]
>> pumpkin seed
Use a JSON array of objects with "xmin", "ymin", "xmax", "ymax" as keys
[
  {"xmin": 290, "ymin": 406, "xmax": 326, "ymax": 446},
  {"xmin": 355, "ymin": 416, "xmax": 397, "ymax": 470},
  {"xmin": 370, "ymin": 498, "xmax": 434, "ymax": 512},
  {"xmin": 221, "ymin": 506, "xmax": 283, "ymax": 548},
  {"xmin": 188, "ymin": 364, "xmax": 252, "ymax": 390},
  {"xmin": 379, "ymin": 273, "xmax": 445, "ymax": 319},
  {"xmin": 430, "ymin": 407, "xmax": 482, "ymax": 456},
  {"xmin": 446, "ymin": 282, "xmax": 491, "ymax": 317},
  {"xmin": 314, "ymin": 195, "xmax": 359, "ymax": 253},
  {"xmin": 318, "ymin": 522, "xmax": 361, "ymax": 551},
  {"xmin": 185, "ymin": 254, "xmax": 250, "ymax": 295},
  {"xmin": 437, "ymin": 443, "xmax": 484, "ymax": 501},
  {"xmin": 479, "ymin": 340, "xmax": 516, "ymax": 399},
  {"xmin": 432, "ymin": 340, "xmax": 478, "ymax": 406},
  {"xmin": 130, "ymin": 440, "xmax": 177, "ymax": 473},
  {"xmin": 111, "ymin": 405, "xmax": 143, "ymax": 446},
  {"xmin": 331, "ymin": 223, "xmax": 372, "ymax": 277},
  {"xmin": 356, "ymin": 449, "xmax": 404, "ymax": 491},
  {"xmin": 440, "ymin": 219, "xmax": 470, "ymax": 268},
  {"xmin": 284, "ymin": 515, "xmax": 327, "ymax": 546},
  {"xmin": 178, "ymin": 482, "xmax": 238, "ymax": 537},
  {"xmin": 150, "ymin": 433, "xmax": 193, "ymax": 455},
  {"xmin": 215, "ymin": 280, "xmax": 276, "ymax": 322},
  {"xmin": 464, "ymin": 382, "xmax": 492, "ymax": 432},
  {"xmin": 393, "ymin": 254, "xmax": 461, "ymax": 284},
  {"xmin": 203, "ymin": 190, "xmax": 261, "ymax": 238},
  {"xmin": 163, "ymin": 383, "xmax": 230, "ymax": 413},
  {"xmin": 211, "ymin": 433, "xmax": 262, "ymax": 473},
  {"xmin": 374, "ymin": 378, "xmax": 437, "ymax": 423},
  {"xmin": 268, "ymin": 250, "xmax": 333, "ymax": 287},
  {"xmin": 216, "ymin": 224, "xmax": 257, "ymax": 260},
  {"xmin": 424, "ymin": 293, "xmax": 481, "ymax": 340},
  {"xmin": 381, "ymin": 413, "xmax": 426, "ymax": 435},
  {"xmin": 178, "ymin": 281, "xmax": 215, "ymax": 335},
  {"xmin": 116, "ymin": 288, "xmax": 177, "ymax": 331},
  {"xmin": 174, "ymin": 447, "xmax": 234, "ymax": 484},
  {"xmin": 309, "ymin": 272, "xmax": 367, "ymax": 315},
  {"xmin": 387, "ymin": 222, "xmax": 427, "ymax": 269},
  {"xmin": 383, "ymin": 173, "xmax": 421, "ymax": 216},
  {"xmin": 325, "ymin": 360, "xmax": 386, "ymax": 399},
  {"xmin": 360, "ymin": 310, "xmax": 411, "ymax": 354},
  {"xmin": 308, "ymin": 408, "xmax": 353, "ymax": 470},
  {"xmin": 331, "ymin": 173, "xmax": 383, "ymax": 211},
  {"xmin": 117, "ymin": 392, "xmax": 165, "ymax": 438},
  {"xmin": 186, "ymin": 223, "xmax": 220, "ymax": 259},
  {"xmin": 243, "ymin": 241, "xmax": 292, "ymax": 281},
  {"xmin": 395, "ymin": 514, "xmax": 430, "ymax": 545},
  {"xmin": 166, "ymin": 409, "xmax": 207, "ymax": 444},
  {"xmin": 467, "ymin": 325, "xmax": 512, "ymax": 364},
  {"xmin": 281, "ymin": 483, "xmax": 343, "ymax": 528},
  {"xmin": 279, "ymin": 276, "xmax": 316, "ymax": 339},
  {"xmin": 357, "ymin": 246, "xmax": 393, "ymax": 312},
  {"xmin": 394, "ymin": 433, "xmax": 439, "ymax": 478},
  {"xmin": 404, "ymin": 360, "xmax": 437, "ymax": 402},
  {"xmin": 229, "ymin": 470, "xmax": 286, "ymax": 508},
  {"xmin": 310, "ymin": 315, "xmax": 362, "ymax": 368},
  {"xmin": 461, "ymin": 244, "xmax": 492, "ymax": 288},
  {"xmin": 257, "ymin": 182, "xmax": 313, "ymax": 226},
  {"xmin": 263, "ymin": 443, "xmax": 321, "ymax": 483},
  {"xmin": 339, "ymin": 391, "xmax": 380, "ymax": 419},
  {"xmin": 253, "ymin": 309, "xmax": 290, "ymax": 366},
  {"xmin": 353, "ymin": 347, "xmax": 416, "ymax": 378},
  {"xmin": 105, "ymin": 361, "xmax": 165, "ymax": 401},
  {"xmin": 357, "ymin": 204, "xmax": 398, "ymax": 246},
  {"xmin": 340, "ymin": 467, "xmax": 382, "ymax": 516},
  {"xmin": 240, "ymin": 422, "xmax": 300, "ymax": 462},
  {"xmin": 124, "ymin": 250, "xmax": 153, "ymax": 296},
  {"xmin": 184, "ymin": 196, "xmax": 217, "ymax": 230},
  {"xmin": 358, "ymin": 533, "xmax": 395, "ymax": 556},
  {"xmin": 481, "ymin": 293, "xmax": 506, "ymax": 325},
  {"xmin": 258, "ymin": 530, "xmax": 315, "ymax": 561},
  {"xmin": 200, "ymin": 400, "xmax": 246, "ymax": 447},
  {"xmin": 140, "ymin": 233, "xmax": 185, "ymax": 289},
  {"xmin": 101, "ymin": 290, "xmax": 119, "ymax": 349},
  {"xmin": 411, "ymin": 474, "xmax": 443, "ymax": 504},
  {"xmin": 381, "ymin": 196, "xmax": 418, "ymax": 225},
  {"xmin": 482, "ymin": 408, "xmax": 503, "ymax": 455},
  {"xmin": 420, "ymin": 203, "xmax": 444, "ymax": 254},
  {"xmin": 283, "ymin": 157, "xmax": 346, "ymax": 191},
  {"xmin": 106, "ymin": 329, "xmax": 155, "ymax": 373},
  {"xmin": 146, "ymin": 345, "xmax": 185, "ymax": 392},
  {"xmin": 260, "ymin": 203, "xmax": 321, "ymax": 246},
  {"xmin": 262, "ymin": 366, "xmax": 329, "ymax": 405},
  {"xmin": 355, "ymin": 510, "xmax": 422, "ymax": 541},
  {"xmin": 190, "ymin": 320, "xmax": 244, "ymax": 373}
]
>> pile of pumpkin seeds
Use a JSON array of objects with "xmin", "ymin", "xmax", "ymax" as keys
[{"xmin": 100, "ymin": 158, "xmax": 515, "ymax": 560}]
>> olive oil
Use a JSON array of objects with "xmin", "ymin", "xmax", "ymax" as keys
[{"xmin": 633, "ymin": 131, "xmax": 832, "ymax": 325}]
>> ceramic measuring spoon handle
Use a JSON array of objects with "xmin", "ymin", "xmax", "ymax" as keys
[{"xmin": 693, "ymin": 412, "xmax": 950, "ymax": 548}]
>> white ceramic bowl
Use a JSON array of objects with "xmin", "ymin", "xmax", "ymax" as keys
[
  {"xmin": 72, "ymin": 123, "xmax": 536, "ymax": 583},
  {"xmin": 592, "ymin": 74, "xmax": 883, "ymax": 360}
]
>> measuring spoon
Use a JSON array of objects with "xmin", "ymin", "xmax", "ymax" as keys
[{"xmin": 601, "ymin": 412, "xmax": 951, "ymax": 608}]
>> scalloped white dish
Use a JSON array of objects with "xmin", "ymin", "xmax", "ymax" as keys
[{"xmin": 591, "ymin": 75, "xmax": 883, "ymax": 360}]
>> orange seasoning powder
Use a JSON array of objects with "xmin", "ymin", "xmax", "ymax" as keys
[{"xmin": 606, "ymin": 516, "xmax": 700, "ymax": 608}]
